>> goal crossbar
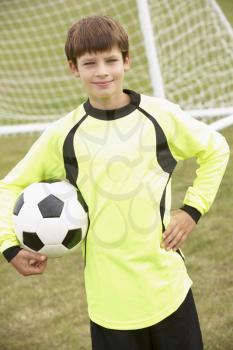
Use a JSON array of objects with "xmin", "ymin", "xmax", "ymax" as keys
[{"xmin": 1, "ymin": 113, "xmax": 232, "ymax": 136}]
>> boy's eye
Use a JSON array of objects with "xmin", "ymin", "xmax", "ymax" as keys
[
  {"xmin": 84, "ymin": 62, "xmax": 95, "ymax": 66},
  {"xmin": 107, "ymin": 59, "xmax": 118, "ymax": 63},
  {"xmin": 82, "ymin": 59, "xmax": 118, "ymax": 66}
]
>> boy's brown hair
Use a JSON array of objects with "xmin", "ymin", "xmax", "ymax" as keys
[{"xmin": 65, "ymin": 15, "xmax": 129, "ymax": 65}]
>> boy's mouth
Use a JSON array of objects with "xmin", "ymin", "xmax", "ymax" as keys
[{"xmin": 93, "ymin": 80, "xmax": 114, "ymax": 87}]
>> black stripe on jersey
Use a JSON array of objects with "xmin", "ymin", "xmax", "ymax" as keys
[
  {"xmin": 63, "ymin": 114, "xmax": 90, "ymax": 267},
  {"xmin": 137, "ymin": 107, "xmax": 177, "ymax": 174},
  {"xmin": 160, "ymin": 175, "xmax": 184, "ymax": 260},
  {"xmin": 63, "ymin": 114, "xmax": 87, "ymax": 187},
  {"xmin": 160, "ymin": 174, "xmax": 171, "ymax": 233}
]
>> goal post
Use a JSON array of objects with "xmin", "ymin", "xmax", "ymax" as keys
[
  {"xmin": 0, "ymin": 0, "xmax": 233, "ymax": 135},
  {"xmin": 136, "ymin": 0, "xmax": 165, "ymax": 99}
]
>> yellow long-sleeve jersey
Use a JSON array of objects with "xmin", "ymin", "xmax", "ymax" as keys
[{"xmin": 0, "ymin": 90, "xmax": 229, "ymax": 329}]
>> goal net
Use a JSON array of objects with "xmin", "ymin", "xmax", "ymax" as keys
[
  {"xmin": 139, "ymin": 0, "xmax": 233, "ymax": 118},
  {"xmin": 0, "ymin": 0, "xmax": 233, "ymax": 134}
]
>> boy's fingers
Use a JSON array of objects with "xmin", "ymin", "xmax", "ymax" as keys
[
  {"xmin": 163, "ymin": 224, "xmax": 180, "ymax": 242},
  {"xmin": 163, "ymin": 222, "xmax": 176, "ymax": 238},
  {"xmin": 28, "ymin": 257, "xmax": 46, "ymax": 266},
  {"xmin": 161, "ymin": 228, "xmax": 184, "ymax": 249},
  {"xmin": 26, "ymin": 259, "xmax": 47, "ymax": 275},
  {"xmin": 29, "ymin": 258, "xmax": 47, "ymax": 268},
  {"xmin": 172, "ymin": 234, "xmax": 187, "ymax": 250},
  {"xmin": 29, "ymin": 259, "xmax": 36, "ymax": 266},
  {"xmin": 26, "ymin": 251, "xmax": 47, "ymax": 263},
  {"xmin": 166, "ymin": 231, "xmax": 184, "ymax": 250}
]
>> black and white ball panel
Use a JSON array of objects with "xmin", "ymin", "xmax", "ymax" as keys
[
  {"xmin": 13, "ymin": 193, "xmax": 24, "ymax": 215},
  {"xmin": 23, "ymin": 231, "xmax": 44, "ymax": 251},
  {"xmin": 62, "ymin": 229, "xmax": 83, "ymax": 249},
  {"xmin": 38, "ymin": 195, "xmax": 64, "ymax": 218}
]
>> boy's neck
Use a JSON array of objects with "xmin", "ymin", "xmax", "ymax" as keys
[{"xmin": 89, "ymin": 91, "xmax": 130, "ymax": 110}]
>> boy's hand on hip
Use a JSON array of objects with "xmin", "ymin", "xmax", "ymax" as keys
[
  {"xmin": 10, "ymin": 249, "xmax": 47, "ymax": 276},
  {"xmin": 161, "ymin": 209, "xmax": 196, "ymax": 251}
]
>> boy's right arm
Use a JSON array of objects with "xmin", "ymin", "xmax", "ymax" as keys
[{"xmin": 0, "ymin": 124, "xmax": 64, "ymax": 274}]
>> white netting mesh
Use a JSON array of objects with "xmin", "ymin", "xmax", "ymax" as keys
[
  {"xmin": 148, "ymin": 0, "xmax": 233, "ymax": 110},
  {"xmin": 0, "ymin": 0, "xmax": 151, "ymax": 123},
  {"xmin": 0, "ymin": 0, "xmax": 233, "ymax": 128}
]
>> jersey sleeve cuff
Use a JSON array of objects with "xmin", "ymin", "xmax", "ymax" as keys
[
  {"xmin": 180, "ymin": 205, "xmax": 202, "ymax": 223},
  {"xmin": 2, "ymin": 246, "xmax": 22, "ymax": 262}
]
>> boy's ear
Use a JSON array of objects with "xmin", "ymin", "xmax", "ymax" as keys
[
  {"xmin": 68, "ymin": 60, "xmax": 80, "ymax": 77},
  {"xmin": 124, "ymin": 55, "xmax": 131, "ymax": 72}
]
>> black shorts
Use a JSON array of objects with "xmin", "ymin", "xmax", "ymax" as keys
[{"xmin": 90, "ymin": 289, "xmax": 203, "ymax": 350}]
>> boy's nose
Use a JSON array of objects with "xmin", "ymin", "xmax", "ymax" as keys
[{"xmin": 95, "ymin": 63, "xmax": 109, "ymax": 77}]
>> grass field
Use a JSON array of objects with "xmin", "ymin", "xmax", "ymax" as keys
[{"xmin": 0, "ymin": 1, "xmax": 233, "ymax": 350}]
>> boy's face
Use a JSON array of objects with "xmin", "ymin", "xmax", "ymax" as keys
[{"xmin": 69, "ymin": 46, "xmax": 130, "ymax": 107}]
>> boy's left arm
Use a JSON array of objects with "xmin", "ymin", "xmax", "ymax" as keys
[{"xmin": 160, "ymin": 102, "xmax": 230, "ymax": 251}]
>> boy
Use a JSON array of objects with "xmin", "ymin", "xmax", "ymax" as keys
[{"xmin": 0, "ymin": 15, "xmax": 229, "ymax": 350}]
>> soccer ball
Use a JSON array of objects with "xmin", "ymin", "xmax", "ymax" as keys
[{"xmin": 12, "ymin": 180, "xmax": 89, "ymax": 258}]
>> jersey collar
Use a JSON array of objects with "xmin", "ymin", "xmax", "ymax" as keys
[{"xmin": 83, "ymin": 89, "xmax": 141, "ymax": 120}]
